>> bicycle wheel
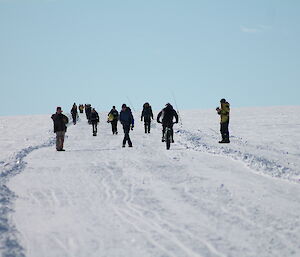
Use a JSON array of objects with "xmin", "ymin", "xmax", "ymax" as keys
[{"xmin": 166, "ymin": 129, "xmax": 171, "ymax": 150}]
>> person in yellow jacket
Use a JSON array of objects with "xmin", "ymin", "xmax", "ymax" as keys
[
  {"xmin": 79, "ymin": 104, "xmax": 84, "ymax": 113},
  {"xmin": 216, "ymin": 98, "xmax": 230, "ymax": 143}
]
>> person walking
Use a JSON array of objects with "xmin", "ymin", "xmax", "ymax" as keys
[
  {"xmin": 141, "ymin": 102, "xmax": 153, "ymax": 133},
  {"xmin": 108, "ymin": 106, "xmax": 119, "ymax": 135},
  {"xmin": 85, "ymin": 104, "xmax": 92, "ymax": 123},
  {"xmin": 90, "ymin": 108, "xmax": 100, "ymax": 136},
  {"xmin": 71, "ymin": 103, "xmax": 78, "ymax": 125},
  {"xmin": 157, "ymin": 103, "xmax": 178, "ymax": 143},
  {"xmin": 119, "ymin": 104, "xmax": 134, "ymax": 147},
  {"xmin": 216, "ymin": 98, "xmax": 230, "ymax": 143},
  {"xmin": 79, "ymin": 104, "xmax": 84, "ymax": 113},
  {"xmin": 51, "ymin": 107, "xmax": 69, "ymax": 151}
]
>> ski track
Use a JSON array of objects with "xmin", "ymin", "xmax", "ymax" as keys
[{"xmin": 176, "ymin": 128, "xmax": 300, "ymax": 183}]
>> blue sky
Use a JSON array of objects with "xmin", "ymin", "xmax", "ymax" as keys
[{"xmin": 1, "ymin": 0, "xmax": 299, "ymax": 116}]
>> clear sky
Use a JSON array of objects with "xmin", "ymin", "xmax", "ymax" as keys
[{"xmin": 1, "ymin": 0, "xmax": 299, "ymax": 116}]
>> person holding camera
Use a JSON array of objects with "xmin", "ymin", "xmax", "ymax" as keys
[{"xmin": 216, "ymin": 98, "xmax": 230, "ymax": 143}]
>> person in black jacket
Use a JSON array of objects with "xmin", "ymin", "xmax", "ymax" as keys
[
  {"xmin": 119, "ymin": 104, "xmax": 134, "ymax": 147},
  {"xmin": 90, "ymin": 108, "xmax": 100, "ymax": 136},
  {"xmin": 51, "ymin": 107, "xmax": 69, "ymax": 151},
  {"xmin": 108, "ymin": 106, "xmax": 119, "ymax": 135},
  {"xmin": 141, "ymin": 102, "xmax": 153, "ymax": 133},
  {"xmin": 71, "ymin": 103, "xmax": 78, "ymax": 125},
  {"xmin": 157, "ymin": 103, "xmax": 178, "ymax": 143},
  {"xmin": 85, "ymin": 104, "xmax": 92, "ymax": 123}
]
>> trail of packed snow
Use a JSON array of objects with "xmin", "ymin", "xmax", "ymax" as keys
[{"xmin": 1, "ymin": 107, "xmax": 300, "ymax": 257}]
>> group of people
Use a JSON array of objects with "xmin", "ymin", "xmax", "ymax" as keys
[{"xmin": 51, "ymin": 99, "xmax": 230, "ymax": 151}]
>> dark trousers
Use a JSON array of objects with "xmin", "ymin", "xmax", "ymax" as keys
[
  {"xmin": 111, "ymin": 120, "xmax": 118, "ymax": 134},
  {"xmin": 220, "ymin": 122, "xmax": 229, "ymax": 141},
  {"xmin": 92, "ymin": 122, "xmax": 98, "ymax": 134},
  {"xmin": 72, "ymin": 114, "xmax": 77, "ymax": 124},
  {"xmin": 122, "ymin": 124, "xmax": 132, "ymax": 146},
  {"xmin": 144, "ymin": 118, "xmax": 151, "ymax": 133}
]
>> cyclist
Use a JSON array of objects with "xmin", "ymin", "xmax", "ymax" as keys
[{"xmin": 157, "ymin": 103, "xmax": 179, "ymax": 143}]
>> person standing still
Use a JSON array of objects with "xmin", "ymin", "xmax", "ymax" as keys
[
  {"xmin": 51, "ymin": 107, "xmax": 69, "ymax": 151},
  {"xmin": 216, "ymin": 98, "xmax": 230, "ymax": 143},
  {"xmin": 119, "ymin": 104, "xmax": 134, "ymax": 147}
]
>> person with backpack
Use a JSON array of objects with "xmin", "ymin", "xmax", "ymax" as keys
[
  {"xmin": 70, "ymin": 103, "xmax": 78, "ymax": 125},
  {"xmin": 216, "ymin": 98, "xmax": 230, "ymax": 143},
  {"xmin": 141, "ymin": 102, "xmax": 154, "ymax": 133},
  {"xmin": 107, "ymin": 106, "xmax": 119, "ymax": 135},
  {"xmin": 119, "ymin": 104, "xmax": 134, "ymax": 147},
  {"xmin": 51, "ymin": 107, "xmax": 69, "ymax": 151},
  {"xmin": 79, "ymin": 104, "xmax": 84, "ymax": 113},
  {"xmin": 157, "ymin": 103, "xmax": 178, "ymax": 143},
  {"xmin": 90, "ymin": 108, "xmax": 100, "ymax": 136},
  {"xmin": 85, "ymin": 104, "xmax": 92, "ymax": 123}
]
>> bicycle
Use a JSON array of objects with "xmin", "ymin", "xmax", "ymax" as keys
[{"xmin": 164, "ymin": 122, "xmax": 176, "ymax": 150}]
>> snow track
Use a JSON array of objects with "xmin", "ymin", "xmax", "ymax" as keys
[
  {"xmin": 177, "ymin": 128, "xmax": 300, "ymax": 182},
  {"xmin": 2, "ymin": 108, "xmax": 300, "ymax": 257},
  {"xmin": 0, "ymin": 138, "xmax": 55, "ymax": 257}
]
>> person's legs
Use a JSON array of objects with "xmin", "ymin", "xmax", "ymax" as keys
[
  {"xmin": 112, "ymin": 120, "xmax": 118, "ymax": 134},
  {"xmin": 144, "ymin": 118, "xmax": 151, "ymax": 133},
  {"xmin": 56, "ymin": 132, "xmax": 60, "ymax": 150},
  {"xmin": 115, "ymin": 120, "xmax": 118, "ymax": 134},
  {"xmin": 123, "ymin": 125, "xmax": 128, "ymax": 146},
  {"xmin": 56, "ymin": 131, "xmax": 65, "ymax": 150},
  {"xmin": 224, "ymin": 121, "xmax": 229, "ymax": 142},
  {"xmin": 111, "ymin": 123, "xmax": 115, "ymax": 134},
  {"xmin": 162, "ymin": 124, "xmax": 166, "ymax": 142},
  {"xmin": 220, "ymin": 122, "xmax": 230, "ymax": 143},
  {"xmin": 123, "ymin": 125, "xmax": 132, "ymax": 146},
  {"xmin": 220, "ymin": 123, "xmax": 225, "ymax": 141}
]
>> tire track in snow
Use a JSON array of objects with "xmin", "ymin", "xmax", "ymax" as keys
[
  {"xmin": 127, "ymin": 203, "xmax": 227, "ymax": 257},
  {"xmin": 176, "ymin": 129, "xmax": 299, "ymax": 183},
  {"xmin": 0, "ymin": 137, "xmax": 55, "ymax": 257},
  {"xmin": 99, "ymin": 159, "xmax": 226, "ymax": 257},
  {"xmin": 97, "ymin": 161, "xmax": 199, "ymax": 256}
]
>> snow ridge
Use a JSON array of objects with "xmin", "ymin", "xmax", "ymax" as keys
[
  {"xmin": 0, "ymin": 137, "xmax": 55, "ymax": 257},
  {"xmin": 177, "ymin": 129, "xmax": 299, "ymax": 183}
]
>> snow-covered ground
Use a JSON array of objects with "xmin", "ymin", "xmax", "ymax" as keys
[{"xmin": 1, "ymin": 106, "xmax": 300, "ymax": 257}]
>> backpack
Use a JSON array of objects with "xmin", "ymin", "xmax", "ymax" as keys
[{"xmin": 108, "ymin": 113, "xmax": 114, "ymax": 122}]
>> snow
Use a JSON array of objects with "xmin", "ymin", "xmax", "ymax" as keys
[{"xmin": 1, "ymin": 106, "xmax": 300, "ymax": 257}]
